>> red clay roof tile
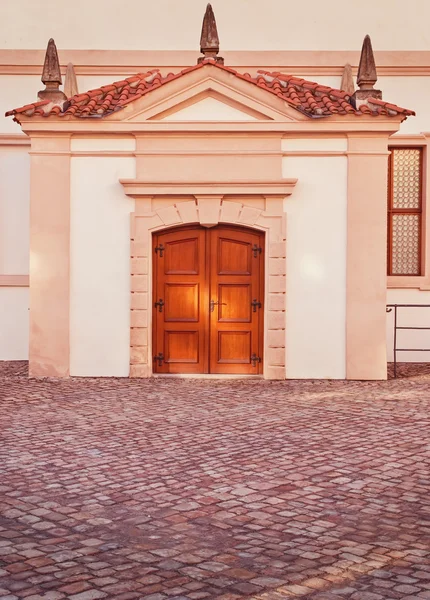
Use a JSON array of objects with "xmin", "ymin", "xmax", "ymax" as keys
[{"xmin": 5, "ymin": 59, "xmax": 414, "ymax": 120}]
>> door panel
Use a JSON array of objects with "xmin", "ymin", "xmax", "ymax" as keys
[
  {"xmin": 218, "ymin": 238, "xmax": 252, "ymax": 274},
  {"xmin": 153, "ymin": 227, "xmax": 207, "ymax": 373},
  {"xmin": 164, "ymin": 237, "xmax": 199, "ymax": 274},
  {"xmin": 209, "ymin": 227, "xmax": 263, "ymax": 374},
  {"xmin": 153, "ymin": 225, "xmax": 264, "ymax": 375},
  {"xmin": 164, "ymin": 284, "xmax": 199, "ymax": 322},
  {"xmin": 218, "ymin": 331, "xmax": 251, "ymax": 363},
  {"xmin": 218, "ymin": 284, "xmax": 252, "ymax": 322},
  {"xmin": 164, "ymin": 330, "xmax": 200, "ymax": 364}
]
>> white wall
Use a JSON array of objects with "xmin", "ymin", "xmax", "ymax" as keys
[
  {"xmin": 70, "ymin": 151, "xmax": 135, "ymax": 376},
  {"xmin": 2, "ymin": 1, "xmax": 430, "ymax": 369},
  {"xmin": 379, "ymin": 76, "xmax": 430, "ymax": 135},
  {"xmin": 387, "ymin": 288, "xmax": 430, "ymax": 362},
  {"xmin": 0, "ymin": 151, "xmax": 30, "ymax": 274},
  {"xmin": 0, "ymin": 288, "xmax": 29, "ymax": 360},
  {"xmin": 283, "ymin": 139, "xmax": 347, "ymax": 378},
  {"xmin": 0, "ymin": 76, "xmax": 40, "ymax": 134},
  {"xmin": 163, "ymin": 97, "xmax": 258, "ymax": 121},
  {"xmin": 2, "ymin": 0, "xmax": 430, "ymax": 51},
  {"xmin": 0, "ymin": 150, "xmax": 30, "ymax": 361}
]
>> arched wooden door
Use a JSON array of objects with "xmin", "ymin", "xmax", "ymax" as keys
[{"xmin": 152, "ymin": 224, "xmax": 264, "ymax": 374}]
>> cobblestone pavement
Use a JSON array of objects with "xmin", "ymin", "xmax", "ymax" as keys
[{"xmin": 1, "ymin": 362, "xmax": 430, "ymax": 600}]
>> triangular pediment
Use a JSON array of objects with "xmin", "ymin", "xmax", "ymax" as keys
[
  {"xmin": 8, "ymin": 54, "xmax": 414, "ymax": 124},
  {"xmin": 111, "ymin": 65, "xmax": 309, "ymax": 123},
  {"xmin": 155, "ymin": 93, "xmax": 261, "ymax": 121}
]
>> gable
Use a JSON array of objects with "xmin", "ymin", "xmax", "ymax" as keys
[
  {"xmin": 155, "ymin": 95, "xmax": 259, "ymax": 121},
  {"xmin": 6, "ymin": 60, "xmax": 414, "ymax": 123},
  {"xmin": 118, "ymin": 68, "xmax": 306, "ymax": 123}
]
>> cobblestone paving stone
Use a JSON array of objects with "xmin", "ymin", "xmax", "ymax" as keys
[{"xmin": 0, "ymin": 361, "xmax": 429, "ymax": 600}]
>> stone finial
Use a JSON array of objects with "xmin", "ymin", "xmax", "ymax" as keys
[
  {"xmin": 352, "ymin": 34, "xmax": 382, "ymax": 107},
  {"xmin": 64, "ymin": 62, "xmax": 79, "ymax": 98},
  {"xmin": 38, "ymin": 38, "xmax": 67, "ymax": 104},
  {"xmin": 357, "ymin": 35, "xmax": 377, "ymax": 89},
  {"xmin": 198, "ymin": 4, "xmax": 224, "ymax": 64},
  {"xmin": 42, "ymin": 38, "xmax": 62, "ymax": 86},
  {"xmin": 340, "ymin": 63, "xmax": 355, "ymax": 96}
]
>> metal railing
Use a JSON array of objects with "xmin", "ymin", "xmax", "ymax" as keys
[{"xmin": 386, "ymin": 304, "xmax": 430, "ymax": 378}]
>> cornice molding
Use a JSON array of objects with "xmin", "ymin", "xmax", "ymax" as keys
[
  {"xmin": 0, "ymin": 134, "xmax": 30, "ymax": 147},
  {"xmin": 120, "ymin": 179, "xmax": 298, "ymax": 197},
  {"xmin": 0, "ymin": 275, "xmax": 29, "ymax": 287},
  {"xmin": 1, "ymin": 50, "xmax": 430, "ymax": 76},
  {"xmin": 15, "ymin": 119, "xmax": 404, "ymax": 136}
]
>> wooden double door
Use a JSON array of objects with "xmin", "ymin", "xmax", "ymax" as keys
[{"xmin": 153, "ymin": 225, "xmax": 264, "ymax": 374}]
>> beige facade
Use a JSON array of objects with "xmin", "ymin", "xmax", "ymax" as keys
[{"xmin": 1, "ymin": 0, "xmax": 429, "ymax": 376}]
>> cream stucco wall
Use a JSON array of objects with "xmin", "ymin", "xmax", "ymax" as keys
[
  {"xmin": 386, "ymin": 288, "xmax": 430, "ymax": 363},
  {"xmin": 69, "ymin": 136, "xmax": 347, "ymax": 378},
  {"xmin": 0, "ymin": 77, "xmax": 40, "ymax": 134},
  {"xmin": 283, "ymin": 140, "xmax": 347, "ymax": 379},
  {"xmin": 0, "ymin": 150, "xmax": 30, "ymax": 361},
  {"xmin": 0, "ymin": 288, "xmax": 29, "ymax": 360},
  {"xmin": 2, "ymin": 0, "xmax": 430, "ymax": 368},
  {"xmin": 0, "ymin": 151, "xmax": 30, "ymax": 274},
  {"xmin": 383, "ymin": 74, "xmax": 430, "ymax": 360},
  {"xmin": 70, "ymin": 153, "xmax": 135, "ymax": 376},
  {"xmin": 380, "ymin": 77, "xmax": 430, "ymax": 135},
  {"xmin": 2, "ymin": 0, "xmax": 430, "ymax": 51},
  {"xmin": 162, "ymin": 97, "xmax": 259, "ymax": 121}
]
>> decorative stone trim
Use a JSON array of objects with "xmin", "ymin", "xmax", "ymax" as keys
[
  {"xmin": 124, "ymin": 187, "xmax": 295, "ymax": 379},
  {"xmin": 2, "ymin": 49, "xmax": 430, "ymax": 77},
  {"xmin": 0, "ymin": 134, "xmax": 30, "ymax": 148},
  {"xmin": 0, "ymin": 275, "xmax": 29, "ymax": 287}
]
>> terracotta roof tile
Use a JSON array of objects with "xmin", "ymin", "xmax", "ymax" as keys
[{"xmin": 5, "ymin": 59, "xmax": 415, "ymax": 120}]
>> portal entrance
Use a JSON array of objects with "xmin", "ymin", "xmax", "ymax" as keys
[{"xmin": 152, "ymin": 224, "xmax": 264, "ymax": 374}]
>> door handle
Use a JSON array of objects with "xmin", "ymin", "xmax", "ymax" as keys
[{"xmin": 210, "ymin": 299, "xmax": 227, "ymax": 313}]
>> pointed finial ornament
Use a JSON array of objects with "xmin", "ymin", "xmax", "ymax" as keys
[
  {"xmin": 198, "ymin": 4, "xmax": 224, "ymax": 64},
  {"xmin": 357, "ymin": 35, "xmax": 377, "ymax": 90},
  {"xmin": 38, "ymin": 38, "xmax": 67, "ymax": 104},
  {"xmin": 64, "ymin": 62, "xmax": 79, "ymax": 98},
  {"xmin": 42, "ymin": 38, "xmax": 62, "ymax": 86},
  {"xmin": 340, "ymin": 63, "xmax": 355, "ymax": 96},
  {"xmin": 352, "ymin": 34, "xmax": 382, "ymax": 107}
]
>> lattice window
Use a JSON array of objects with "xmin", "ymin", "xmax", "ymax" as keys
[{"xmin": 388, "ymin": 147, "xmax": 423, "ymax": 276}]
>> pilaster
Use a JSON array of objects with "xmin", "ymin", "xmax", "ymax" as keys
[{"xmin": 29, "ymin": 135, "xmax": 71, "ymax": 377}]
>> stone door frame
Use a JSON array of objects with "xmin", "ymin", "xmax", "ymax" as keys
[{"xmin": 122, "ymin": 184, "xmax": 296, "ymax": 379}]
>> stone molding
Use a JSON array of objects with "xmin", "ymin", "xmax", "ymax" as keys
[
  {"xmin": 0, "ymin": 275, "xmax": 29, "ymax": 287},
  {"xmin": 1, "ymin": 49, "xmax": 430, "ymax": 76},
  {"xmin": 124, "ymin": 190, "xmax": 294, "ymax": 379}
]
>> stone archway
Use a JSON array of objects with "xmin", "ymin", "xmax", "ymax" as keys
[
  {"xmin": 123, "ymin": 189, "xmax": 292, "ymax": 379},
  {"xmin": 152, "ymin": 223, "xmax": 265, "ymax": 375}
]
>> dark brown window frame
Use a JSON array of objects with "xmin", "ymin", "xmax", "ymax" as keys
[{"xmin": 387, "ymin": 146, "xmax": 424, "ymax": 276}]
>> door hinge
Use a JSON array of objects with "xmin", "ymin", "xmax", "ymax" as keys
[
  {"xmin": 155, "ymin": 244, "xmax": 165, "ymax": 257},
  {"xmin": 251, "ymin": 353, "xmax": 262, "ymax": 367},
  {"xmin": 251, "ymin": 299, "xmax": 262, "ymax": 313},
  {"xmin": 154, "ymin": 298, "xmax": 165, "ymax": 313},
  {"xmin": 154, "ymin": 352, "xmax": 164, "ymax": 367},
  {"xmin": 252, "ymin": 244, "xmax": 262, "ymax": 258}
]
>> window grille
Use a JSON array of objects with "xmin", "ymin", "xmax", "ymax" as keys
[{"xmin": 387, "ymin": 147, "xmax": 423, "ymax": 276}]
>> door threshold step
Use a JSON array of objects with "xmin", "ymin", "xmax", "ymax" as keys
[{"xmin": 153, "ymin": 374, "xmax": 263, "ymax": 379}]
